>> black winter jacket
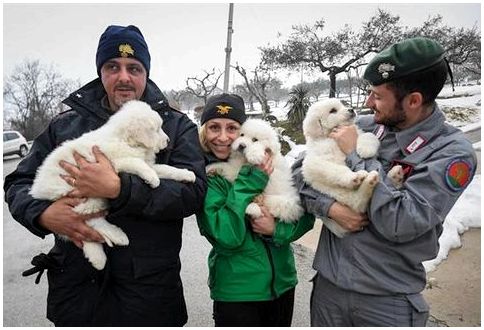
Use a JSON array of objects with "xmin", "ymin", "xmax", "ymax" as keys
[{"xmin": 4, "ymin": 78, "xmax": 207, "ymax": 326}]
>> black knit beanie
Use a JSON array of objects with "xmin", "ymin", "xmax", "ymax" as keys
[
  {"xmin": 96, "ymin": 25, "xmax": 151, "ymax": 77},
  {"xmin": 201, "ymin": 93, "xmax": 246, "ymax": 125}
]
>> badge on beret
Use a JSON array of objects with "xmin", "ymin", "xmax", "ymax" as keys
[
  {"xmin": 216, "ymin": 105, "xmax": 232, "ymax": 115},
  {"xmin": 378, "ymin": 63, "xmax": 395, "ymax": 79},
  {"xmin": 445, "ymin": 158, "xmax": 473, "ymax": 191},
  {"xmin": 119, "ymin": 43, "xmax": 135, "ymax": 57}
]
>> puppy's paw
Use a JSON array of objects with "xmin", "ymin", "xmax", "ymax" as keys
[
  {"xmin": 178, "ymin": 169, "xmax": 196, "ymax": 182},
  {"xmin": 365, "ymin": 170, "xmax": 380, "ymax": 187},
  {"xmin": 146, "ymin": 175, "xmax": 160, "ymax": 188},
  {"xmin": 388, "ymin": 165, "xmax": 404, "ymax": 189},
  {"xmin": 206, "ymin": 164, "xmax": 222, "ymax": 177},
  {"xmin": 356, "ymin": 145, "xmax": 376, "ymax": 158},
  {"xmin": 351, "ymin": 170, "xmax": 368, "ymax": 188},
  {"xmin": 97, "ymin": 225, "xmax": 129, "ymax": 247},
  {"xmin": 357, "ymin": 133, "xmax": 380, "ymax": 158},
  {"xmin": 83, "ymin": 242, "xmax": 107, "ymax": 270},
  {"xmin": 246, "ymin": 203, "xmax": 262, "ymax": 218}
]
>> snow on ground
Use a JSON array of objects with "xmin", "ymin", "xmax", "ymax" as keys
[{"xmin": 423, "ymin": 174, "xmax": 481, "ymax": 273}]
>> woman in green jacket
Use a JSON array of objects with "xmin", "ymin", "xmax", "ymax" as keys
[{"xmin": 196, "ymin": 93, "xmax": 315, "ymax": 326}]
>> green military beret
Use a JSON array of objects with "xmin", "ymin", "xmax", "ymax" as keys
[{"xmin": 363, "ymin": 37, "xmax": 445, "ymax": 85}]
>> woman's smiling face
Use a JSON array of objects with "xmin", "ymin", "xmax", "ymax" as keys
[{"xmin": 205, "ymin": 118, "xmax": 241, "ymax": 160}]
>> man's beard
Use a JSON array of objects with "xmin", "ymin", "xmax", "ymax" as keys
[
  {"xmin": 374, "ymin": 101, "xmax": 406, "ymax": 127},
  {"xmin": 113, "ymin": 84, "xmax": 138, "ymax": 110},
  {"xmin": 113, "ymin": 95, "xmax": 137, "ymax": 111}
]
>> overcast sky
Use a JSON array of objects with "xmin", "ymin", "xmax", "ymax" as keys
[{"xmin": 3, "ymin": 2, "xmax": 481, "ymax": 92}]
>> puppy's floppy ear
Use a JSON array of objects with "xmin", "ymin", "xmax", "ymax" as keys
[
  {"xmin": 303, "ymin": 107, "xmax": 320, "ymax": 139},
  {"xmin": 121, "ymin": 114, "xmax": 160, "ymax": 150}
]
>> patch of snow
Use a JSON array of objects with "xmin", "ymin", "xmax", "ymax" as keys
[{"xmin": 423, "ymin": 174, "xmax": 481, "ymax": 273}]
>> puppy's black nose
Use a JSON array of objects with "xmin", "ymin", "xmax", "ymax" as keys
[
  {"xmin": 237, "ymin": 144, "xmax": 246, "ymax": 152},
  {"xmin": 348, "ymin": 108, "xmax": 356, "ymax": 118}
]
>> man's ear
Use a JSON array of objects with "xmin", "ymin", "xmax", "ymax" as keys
[{"xmin": 406, "ymin": 92, "xmax": 423, "ymax": 109}]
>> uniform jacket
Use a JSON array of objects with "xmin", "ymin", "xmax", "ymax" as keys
[
  {"xmin": 293, "ymin": 105, "xmax": 477, "ymax": 297},
  {"xmin": 196, "ymin": 162, "xmax": 314, "ymax": 302},
  {"xmin": 4, "ymin": 78, "xmax": 207, "ymax": 326}
]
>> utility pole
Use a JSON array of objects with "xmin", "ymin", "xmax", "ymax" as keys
[{"xmin": 223, "ymin": 3, "xmax": 234, "ymax": 93}]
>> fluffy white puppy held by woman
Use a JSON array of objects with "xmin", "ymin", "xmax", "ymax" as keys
[
  {"xmin": 30, "ymin": 100, "xmax": 196, "ymax": 269},
  {"xmin": 207, "ymin": 118, "xmax": 304, "ymax": 223}
]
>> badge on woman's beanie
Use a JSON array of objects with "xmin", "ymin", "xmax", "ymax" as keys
[
  {"xmin": 96, "ymin": 25, "xmax": 151, "ymax": 76},
  {"xmin": 201, "ymin": 93, "xmax": 247, "ymax": 125}
]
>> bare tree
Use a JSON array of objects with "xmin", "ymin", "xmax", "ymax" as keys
[
  {"xmin": 3, "ymin": 59, "xmax": 79, "ymax": 140},
  {"xmin": 260, "ymin": 9, "xmax": 401, "ymax": 98},
  {"xmin": 296, "ymin": 78, "xmax": 329, "ymax": 101},
  {"xmin": 166, "ymin": 89, "xmax": 203, "ymax": 113},
  {"xmin": 265, "ymin": 78, "xmax": 287, "ymax": 107},
  {"xmin": 404, "ymin": 15, "xmax": 481, "ymax": 75},
  {"xmin": 233, "ymin": 63, "xmax": 274, "ymax": 117},
  {"xmin": 232, "ymin": 84, "xmax": 255, "ymax": 110},
  {"xmin": 185, "ymin": 68, "xmax": 223, "ymax": 105}
]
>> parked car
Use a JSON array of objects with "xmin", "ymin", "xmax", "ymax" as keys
[{"xmin": 3, "ymin": 130, "xmax": 29, "ymax": 157}]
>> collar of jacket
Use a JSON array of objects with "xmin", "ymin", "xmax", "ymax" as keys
[
  {"xmin": 393, "ymin": 103, "xmax": 445, "ymax": 155},
  {"xmin": 204, "ymin": 152, "xmax": 228, "ymax": 166},
  {"xmin": 62, "ymin": 78, "xmax": 171, "ymax": 122}
]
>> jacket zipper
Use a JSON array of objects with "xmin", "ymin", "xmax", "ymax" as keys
[{"xmin": 262, "ymin": 239, "xmax": 277, "ymax": 299}]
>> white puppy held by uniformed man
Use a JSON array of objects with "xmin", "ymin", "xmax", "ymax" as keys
[{"xmin": 291, "ymin": 37, "xmax": 477, "ymax": 327}]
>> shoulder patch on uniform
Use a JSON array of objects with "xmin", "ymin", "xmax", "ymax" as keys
[{"xmin": 445, "ymin": 158, "xmax": 473, "ymax": 192}]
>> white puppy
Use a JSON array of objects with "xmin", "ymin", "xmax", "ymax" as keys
[
  {"xmin": 207, "ymin": 118, "xmax": 303, "ymax": 223},
  {"xmin": 30, "ymin": 100, "xmax": 196, "ymax": 269},
  {"xmin": 302, "ymin": 99, "xmax": 394, "ymax": 237}
]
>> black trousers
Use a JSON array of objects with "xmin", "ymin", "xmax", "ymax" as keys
[{"xmin": 213, "ymin": 288, "xmax": 295, "ymax": 327}]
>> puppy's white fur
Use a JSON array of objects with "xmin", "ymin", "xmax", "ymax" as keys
[
  {"xmin": 302, "ymin": 99, "xmax": 382, "ymax": 237},
  {"xmin": 30, "ymin": 100, "xmax": 196, "ymax": 269},
  {"xmin": 207, "ymin": 118, "xmax": 303, "ymax": 223}
]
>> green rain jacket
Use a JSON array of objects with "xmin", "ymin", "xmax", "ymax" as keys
[{"xmin": 196, "ymin": 164, "xmax": 315, "ymax": 302}]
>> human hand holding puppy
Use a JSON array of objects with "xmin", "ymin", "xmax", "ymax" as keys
[
  {"xmin": 255, "ymin": 152, "xmax": 274, "ymax": 175},
  {"xmin": 60, "ymin": 146, "xmax": 121, "ymax": 199},
  {"xmin": 38, "ymin": 197, "xmax": 106, "ymax": 248},
  {"xmin": 329, "ymin": 124, "xmax": 359, "ymax": 155},
  {"xmin": 250, "ymin": 206, "xmax": 276, "ymax": 236},
  {"xmin": 328, "ymin": 201, "xmax": 369, "ymax": 232},
  {"xmin": 39, "ymin": 146, "xmax": 120, "ymax": 248}
]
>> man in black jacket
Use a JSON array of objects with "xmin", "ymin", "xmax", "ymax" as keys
[{"xmin": 4, "ymin": 25, "xmax": 207, "ymax": 326}]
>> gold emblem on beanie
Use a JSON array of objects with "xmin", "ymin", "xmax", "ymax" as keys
[
  {"xmin": 119, "ymin": 44, "xmax": 135, "ymax": 58},
  {"xmin": 216, "ymin": 105, "xmax": 232, "ymax": 115}
]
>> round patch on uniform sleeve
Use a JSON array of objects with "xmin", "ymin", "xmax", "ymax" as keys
[{"xmin": 445, "ymin": 159, "xmax": 473, "ymax": 191}]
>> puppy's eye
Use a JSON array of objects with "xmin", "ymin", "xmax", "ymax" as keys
[
  {"xmin": 252, "ymin": 137, "xmax": 258, "ymax": 142},
  {"xmin": 240, "ymin": 133, "xmax": 244, "ymax": 136},
  {"xmin": 329, "ymin": 108, "xmax": 337, "ymax": 114}
]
